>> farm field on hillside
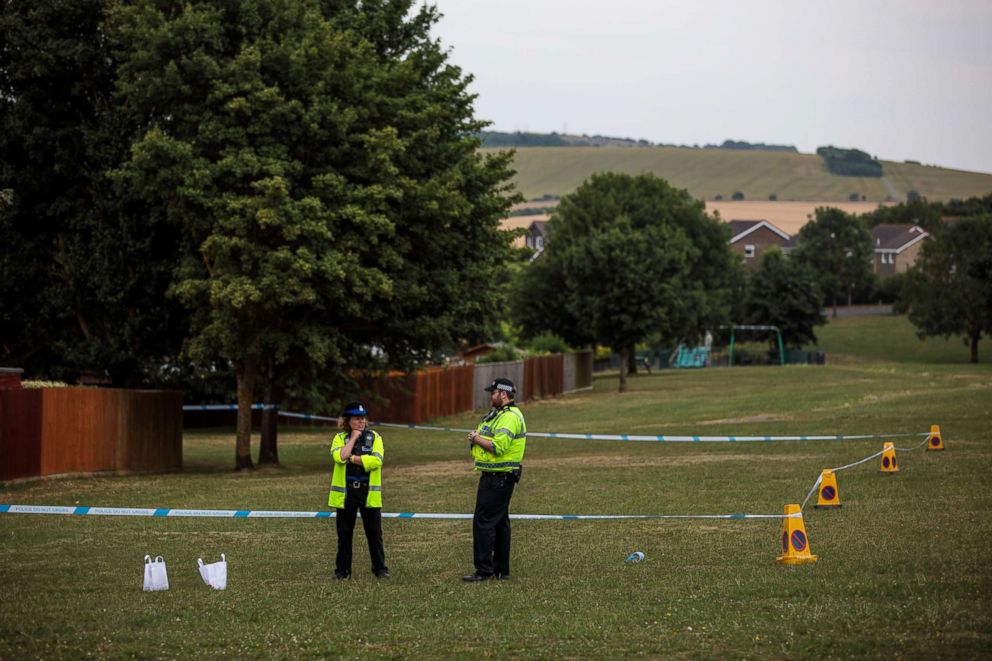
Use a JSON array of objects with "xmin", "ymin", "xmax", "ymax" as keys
[
  {"xmin": 489, "ymin": 146, "xmax": 992, "ymax": 202},
  {"xmin": 2, "ymin": 316, "xmax": 990, "ymax": 658}
]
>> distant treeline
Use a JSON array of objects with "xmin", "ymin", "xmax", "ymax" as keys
[
  {"xmin": 480, "ymin": 131, "xmax": 797, "ymax": 152},
  {"xmin": 703, "ymin": 140, "xmax": 798, "ymax": 153},
  {"xmin": 817, "ymin": 146, "xmax": 883, "ymax": 177}
]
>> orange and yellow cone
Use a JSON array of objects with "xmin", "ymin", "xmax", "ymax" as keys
[
  {"xmin": 926, "ymin": 424, "xmax": 945, "ymax": 451},
  {"xmin": 814, "ymin": 469, "xmax": 842, "ymax": 509},
  {"xmin": 880, "ymin": 441, "xmax": 899, "ymax": 473},
  {"xmin": 776, "ymin": 504, "xmax": 817, "ymax": 565}
]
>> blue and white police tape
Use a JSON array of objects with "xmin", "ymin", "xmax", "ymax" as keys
[
  {"xmin": 184, "ymin": 404, "xmax": 930, "ymax": 443},
  {"xmin": 210, "ymin": 407, "xmax": 930, "ymax": 443},
  {"xmin": 0, "ymin": 504, "xmax": 799, "ymax": 521},
  {"xmin": 183, "ymin": 404, "xmax": 277, "ymax": 411}
]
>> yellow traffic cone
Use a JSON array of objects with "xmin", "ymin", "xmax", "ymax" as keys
[
  {"xmin": 814, "ymin": 469, "xmax": 842, "ymax": 509},
  {"xmin": 880, "ymin": 441, "xmax": 899, "ymax": 473},
  {"xmin": 776, "ymin": 504, "xmax": 817, "ymax": 565},
  {"xmin": 926, "ymin": 425, "xmax": 945, "ymax": 451}
]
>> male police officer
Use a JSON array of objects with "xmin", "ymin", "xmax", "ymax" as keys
[{"xmin": 463, "ymin": 377, "xmax": 527, "ymax": 581}]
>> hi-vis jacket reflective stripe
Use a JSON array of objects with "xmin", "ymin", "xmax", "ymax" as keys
[
  {"xmin": 328, "ymin": 430, "xmax": 384, "ymax": 508},
  {"xmin": 471, "ymin": 404, "xmax": 526, "ymax": 472}
]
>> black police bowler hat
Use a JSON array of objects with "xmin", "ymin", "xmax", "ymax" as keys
[
  {"xmin": 484, "ymin": 377, "xmax": 516, "ymax": 394},
  {"xmin": 342, "ymin": 401, "xmax": 369, "ymax": 417}
]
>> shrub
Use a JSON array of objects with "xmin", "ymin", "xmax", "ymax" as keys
[
  {"xmin": 475, "ymin": 345, "xmax": 520, "ymax": 364},
  {"xmin": 526, "ymin": 332, "xmax": 571, "ymax": 355}
]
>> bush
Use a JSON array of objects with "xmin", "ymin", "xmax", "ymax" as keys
[
  {"xmin": 816, "ymin": 146, "xmax": 883, "ymax": 177},
  {"xmin": 526, "ymin": 332, "xmax": 571, "ymax": 355},
  {"xmin": 475, "ymin": 345, "xmax": 520, "ymax": 364},
  {"xmin": 873, "ymin": 272, "xmax": 908, "ymax": 304}
]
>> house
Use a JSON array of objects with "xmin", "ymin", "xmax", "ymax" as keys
[
  {"xmin": 727, "ymin": 220, "xmax": 792, "ymax": 266},
  {"xmin": 870, "ymin": 224, "xmax": 929, "ymax": 277},
  {"xmin": 524, "ymin": 220, "xmax": 549, "ymax": 259},
  {"xmin": 459, "ymin": 343, "xmax": 498, "ymax": 363}
]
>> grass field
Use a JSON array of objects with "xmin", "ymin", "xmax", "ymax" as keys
[
  {"xmin": 2, "ymin": 315, "xmax": 991, "ymax": 658},
  {"xmin": 489, "ymin": 146, "xmax": 992, "ymax": 202}
]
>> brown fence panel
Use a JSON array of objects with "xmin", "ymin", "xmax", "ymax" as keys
[
  {"xmin": 369, "ymin": 373, "xmax": 418, "ymax": 424},
  {"xmin": 41, "ymin": 388, "xmax": 118, "ymax": 476},
  {"xmin": 0, "ymin": 387, "xmax": 182, "ymax": 480},
  {"xmin": 116, "ymin": 390, "xmax": 183, "ymax": 473},
  {"xmin": 370, "ymin": 365, "xmax": 475, "ymax": 424},
  {"xmin": 523, "ymin": 354, "xmax": 564, "ymax": 401},
  {"xmin": 420, "ymin": 365, "xmax": 474, "ymax": 420},
  {"xmin": 0, "ymin": 389, "xmax": 42, "ymax": 480}
]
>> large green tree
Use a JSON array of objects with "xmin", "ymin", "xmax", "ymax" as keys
[
  {"xmin": 743, "ymin": 249, "xmax": 825, "ymax": 348},
  {"xmin": 110, "ymin": 0, "xmax": 514, "ymax": 468},
  {"xmin": 0, "ymin": 0, "xmax": 187, "ymax": 384},
  {"xmin": 513, "ymin": 172, "xmax": 739, "ymax": 392},
  {"xmin": 897, "ymin": 216, "xmax": 992, "ymax": 363},
  {"xmin": 792, "ymin": 207, "xmax": 873, "ymax": 317}
]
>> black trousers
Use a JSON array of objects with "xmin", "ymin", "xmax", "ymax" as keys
[
  {"xmin": 335, "ymin": 485, "xmax": 387, "ymax": 576},
  {"xmin": 473, "ymin": 471, "xmax": 516, "ymax": 577}
]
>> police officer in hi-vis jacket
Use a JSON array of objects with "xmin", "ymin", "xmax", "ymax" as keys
[
  {"xmin": 328, "ymin": 401, "xmax": 389, "ymax": 580},
  {"xmin": 464, "ymin": 378, "xmax": 527, "ymax": 581}
]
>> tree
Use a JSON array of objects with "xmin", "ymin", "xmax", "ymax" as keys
[
  {"xmin": 793, "ymin": 207, "xmax": 873, "ymax": 317},
  {"xmin": 1, "ymin": 0, "xmax": 188, "ymax": 385},
  {"xmin": 744, "ymin": 249, "xmax": 825, "ymax": 348},
  {"xmin": 110, "ymin": 0, "xmax": 515, "ymax": 469},
  {"xmin": 898, "ymin": 217, "xmax": 992, "ymax": 363},
  {"xmin": 512, "ymin": 172, "xmax": 739, "ymax": 392}
]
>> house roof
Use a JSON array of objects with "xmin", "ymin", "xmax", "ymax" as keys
[
  {"xmin": 871, "ymin": 224, "xmax": 929, "ymax": 253},
  {"xmin": 528, "ymin": 220, "xmax": 548, "ymax": 236},
  {"xmin": 728, "ymin": 219, "xmax": 791, "ymax": 243}
]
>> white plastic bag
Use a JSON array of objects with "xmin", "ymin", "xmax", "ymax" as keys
[
  {"xmin": 197, "ymin": 554, "xmax": 228, "ymax": 590},
  {"xmin": 143, "ymin": 555, "xmax": 169, "ymax": 592}
]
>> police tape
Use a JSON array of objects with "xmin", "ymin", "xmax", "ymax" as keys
[
  {"xmin": 202, "ymin": 407, "xmax": 927, "ymax": 443},
  {"xmin": 799, "ymin": 435, "xmax": 932, "ymax": 509},
  {"xmin": 0, "ymin": 504, "xmax": 800, "ymax": 521}
]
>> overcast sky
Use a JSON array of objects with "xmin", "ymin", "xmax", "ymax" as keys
[{"xmin": 430, "ymin": 0, "xmax": 992, "ymax": 174}]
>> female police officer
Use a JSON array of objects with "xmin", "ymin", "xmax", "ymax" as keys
[{"xmin": 328, "ymin": 401, "xmax": 389, "ymax": 579}]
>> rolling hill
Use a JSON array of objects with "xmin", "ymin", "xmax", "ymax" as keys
[{"xmin": 485, "ymin": 146, "xmax": 992, "ymax": 203}]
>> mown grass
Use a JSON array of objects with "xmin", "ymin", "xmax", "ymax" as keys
[
  {"xmin": 2, "ymin": 315, "xmax": 991, "ymax": 658},
  {"xmin": 490, "ymin": 146, "xmax": 992, "ymax": 202}
]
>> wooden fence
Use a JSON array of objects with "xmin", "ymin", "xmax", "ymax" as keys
[
  {"xmin": 0, "ymin": 387, "xmax": 183, "ymax": 481},
  {"xmin": 368, "ymin": 352, "xmax": 592, "ymax": 424},
  {"xmin": 369, "ymin": 366, "xmax": 474, "ymax": 424}
]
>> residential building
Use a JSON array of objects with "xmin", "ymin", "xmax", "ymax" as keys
[
  {"xmin": 870, "ymin": 224, "xmax": 929, "ymax": 277},
  {"xmin": 728, "ymin": 220, "xmax": 793, "ymax": 267}
]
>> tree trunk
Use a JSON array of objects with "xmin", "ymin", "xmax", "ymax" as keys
[
  {"xmin": 618, "ymin": 345, "xmax": 628, "ymax": 393},
  {"xmin": 258, "ymin": 356, "xmax": 279, "ymax": 465},
  {"xmin": 970, "ymin": 333, "xmax": 979, "ymax": 364},
  {"xmin": 235, "ymin": 360, "xmax": 256, "ymax": 471},
  {"xmin": 627, "ymin": 344, "xmax": 638, "ymax": 375}
]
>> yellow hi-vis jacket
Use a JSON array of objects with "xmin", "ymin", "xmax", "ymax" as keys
[
  {"xmin": 471, "ymin": 404, "xmax": 526, "ymax": 472},
  {"xmin": 328, "ymin": 430, "xmax": 384, "ymax": 508}
]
